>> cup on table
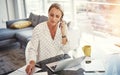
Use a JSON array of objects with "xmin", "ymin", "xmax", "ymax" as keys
[{"xmin": 82, "ymin": 45, "xmax": 91, "ymax": 64}]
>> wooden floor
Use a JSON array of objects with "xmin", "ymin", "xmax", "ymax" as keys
[{"xmin": 0, "ymin": 42, "xmax": 26, "ymax": 75}]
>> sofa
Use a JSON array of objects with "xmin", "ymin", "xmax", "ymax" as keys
[{"xmin": 0, "ymin": 13, "xmax": 48, "ymax": 49}]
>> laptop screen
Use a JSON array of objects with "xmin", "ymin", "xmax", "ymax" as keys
[{"xmin": 46, "ymin": 56, "xmax": 85, "ymax": 72}]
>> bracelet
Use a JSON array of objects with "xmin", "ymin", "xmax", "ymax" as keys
[{"xmin": 62, "ymin": 35, "xmax": 66, "ymax": 38}]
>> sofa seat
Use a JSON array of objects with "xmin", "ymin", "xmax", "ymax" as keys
[
  {"xmin": 0, "ymin": 39, "xmax": 17, "ymax": 48},
  {"xmin": 0, "ymin": 28, "xmax": 17, "ymax": 48},
  {"xmin": 15, "ymin": 29, "xmax": 32, "ymax": 47},
  {"xmin": 0, "ymin": 28, "xmax": 17, "ymax": 41},
  {"xmin": 0, "ymin": 27, "xmax": 33, "ymax": 48},
  {"xmin": 0, "ymin": 27, "xmax": 33, "ymax": 41}
]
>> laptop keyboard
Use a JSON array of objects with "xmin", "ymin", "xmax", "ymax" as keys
[{"xmin": 51, "ymin": 65, "xmax": 57, "ymax": 70}]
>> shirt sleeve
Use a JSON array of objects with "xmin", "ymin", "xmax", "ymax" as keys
[
  {"xmin": 25, "ymin": 26, "xmax": 40, "ymax": 64},
  {"xmin": 60, "ymin": 24, "xmax": 71, "ymax": 54}
]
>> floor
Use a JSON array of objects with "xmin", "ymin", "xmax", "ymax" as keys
[{"xmin": 0, "ymin": 42, "xmax": 26, "ymax": 75}]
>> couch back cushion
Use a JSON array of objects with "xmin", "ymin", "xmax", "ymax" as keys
[
  {"xmin": 10, "ymin": 21, "xmax": 32, "ymax": 29},
  {"xmin": 39, "ymin": 15, "xmax": 48, "ymax": 23},
  {"xmin": 29, "ymin": 13, "xmax": 40, "ymax": 27},
  {"xmin": 6, "ymin": 18, "xmax": 29, "ymax": 28}
]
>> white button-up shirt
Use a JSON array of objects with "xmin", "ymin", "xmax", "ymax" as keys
[{"xmin": 26, "ymin": 21, "xmax": 70, "ymax": 64}]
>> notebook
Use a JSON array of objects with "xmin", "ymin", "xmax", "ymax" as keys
[
  {"xmin": 83, "ymin": 59, "xmax": 105, "ymax": 73},
  {"xmin": 46, "ymin": 56, "xmax": 85, "ymax": 72}
]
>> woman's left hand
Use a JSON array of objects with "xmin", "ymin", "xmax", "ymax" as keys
[
  {"xmin": 60, "ymin": 21, "xmax": 67, "ymax": 45},
  {"xmin": 60, "ymin": 21, "xmax": 66, "ymax": 36}
]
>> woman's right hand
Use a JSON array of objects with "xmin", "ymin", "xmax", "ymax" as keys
[{"xmin": 25, "ymin": 60, "xmax": 35, "ymax": 75}]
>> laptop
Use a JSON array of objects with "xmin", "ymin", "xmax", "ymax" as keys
[{"xmin": 46, "ymin": 56, "xmax": 85, "ymax": 72}]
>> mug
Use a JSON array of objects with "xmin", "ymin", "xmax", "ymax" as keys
[{"xmin": 82, "ymin": 45, "xmax": 91, "ymax": 57}]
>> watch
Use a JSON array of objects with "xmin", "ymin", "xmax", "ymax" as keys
[{"xmin": 62, "ymin": 35, "xmax": 66, "ymax": 38}]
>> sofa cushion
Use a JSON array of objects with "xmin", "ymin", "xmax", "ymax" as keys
[
  {"xmin": 39, "ymin": 15, "xmax": 48, "ymax": 23},
  {"xmin": 0, "ymin": 39, "xmax": 17, "ymax": 47},
  {"xmin": 0, "ymin": 28, "xmax": 17, "ymax": 41},
  {"xmin": 17, "ymin": 26, "xmax": 33, "ymax": 31},
  {"xmin": 15, "ymin": 30, "xmax": 32, "ymax": 45},
  {"xmin": 0, "ymin": 27, "xmax": 33, "ymax": 41},
  {"xmin": 10, "ymin": 21, "xmax": 32, "ymax": 29},
  {"xmin": 26, "ymin": 37, "xmax": 31, "ymax": 43},
  {"xmin": 29, "ymin": 13, "xmax": 40, "ymax": 27},
  {"xmin": 6, "ymin": 18, "xmax": 29, "ymax": 29}
]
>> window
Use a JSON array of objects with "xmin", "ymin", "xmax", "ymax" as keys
[
  {"xmin": 25, "ymin": 0, "xmax": 73, "ymax": 22},
  {"xmin": 75, "ymin": 0, "xmax": 120, "ymax": 37},
  {"xmin": 25, "ymin": 0, "xmax": 44, "ymax": 17},
  {"xmin": 46, "ymin": 0, "xmax": 73, "ymax": 22},
  {"xmin": 25, "ymin": 0, "xmax": 120, "ymax": 37}
]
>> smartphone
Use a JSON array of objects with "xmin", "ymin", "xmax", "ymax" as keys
[
  {"xmin": 59, "ymin": 21, "xmax": 62, "ymax": 28},
  {"xmin": 59, "ymin": 19, "xmax": 63, "ymax": 28}
]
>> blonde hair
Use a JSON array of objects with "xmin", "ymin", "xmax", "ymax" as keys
[{"xmin": 48, "ymin": 3, "xmax": 64, "ymax": 19}]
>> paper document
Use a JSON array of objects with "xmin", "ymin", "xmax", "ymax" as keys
[
  {"xmin": 8, "ymin": 65, "xmax": 42, "ymax": 75},
  {"xmin": 83, "ymin": 59, "xmax": 105, "ymax": 72},
  {"xmin": 33, "ymin": 72, "xmax": 48, "ymax": 75},
  {"xmin": 18, "ymin": 65, "xmax": 41, "ymax": 72}
]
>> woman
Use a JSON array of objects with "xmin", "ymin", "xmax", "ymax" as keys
[{"xmin": 25, "ymin": 3, "xmax": 70, "ymax": 75}]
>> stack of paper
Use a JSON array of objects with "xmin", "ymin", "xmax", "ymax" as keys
[
  {"xmin": 34, "ymin": 72, "xmax": 48, "ymax": 75},
  {"xmin": 8, "ymin": 65, "xmax": 48, "ymax": 75},
  {"xmin": 83, "ymin": 59, "xmax": 105, "ymax": 72}
]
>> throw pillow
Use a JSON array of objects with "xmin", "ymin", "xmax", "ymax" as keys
[
  {"xmin": 29, "ymin": 13, "xmax": 40, "ymax": 27},
  {"xmin": 39, "ymin": 15, "xmax": 48, "ymax": 23},
  {"xmin": 10, "ymin": 21, "xmax": 32, "ymax": 29}
]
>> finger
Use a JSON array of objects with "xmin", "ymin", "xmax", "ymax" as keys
[
  {"xmin": 26, "ymin": 65, "xmax": 32, "ymax": 75},
  {"xmin": 28, "ymin": 65, "xmax": 35, "ymax": 75},
  {"xmin": 25, "ymin": 65, "xmax": 30, "ymax": 74},
  {"xmin": 28, "ymin": 66, "xmax": 32, "ymax": 75}
]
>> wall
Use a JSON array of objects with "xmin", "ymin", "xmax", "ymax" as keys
[{"xmin": 0, "ymin": 0, "xmax": 8, "ymax": 28}]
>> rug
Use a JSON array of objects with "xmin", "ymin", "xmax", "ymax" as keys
[{"xmin": 0, "ymin": 43, "xmax": 26, "ymax": 75}]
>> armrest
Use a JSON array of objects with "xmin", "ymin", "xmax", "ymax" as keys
[{"xmin": 6, "ymin": 18, "xmax": 29, "ymax": 29}]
